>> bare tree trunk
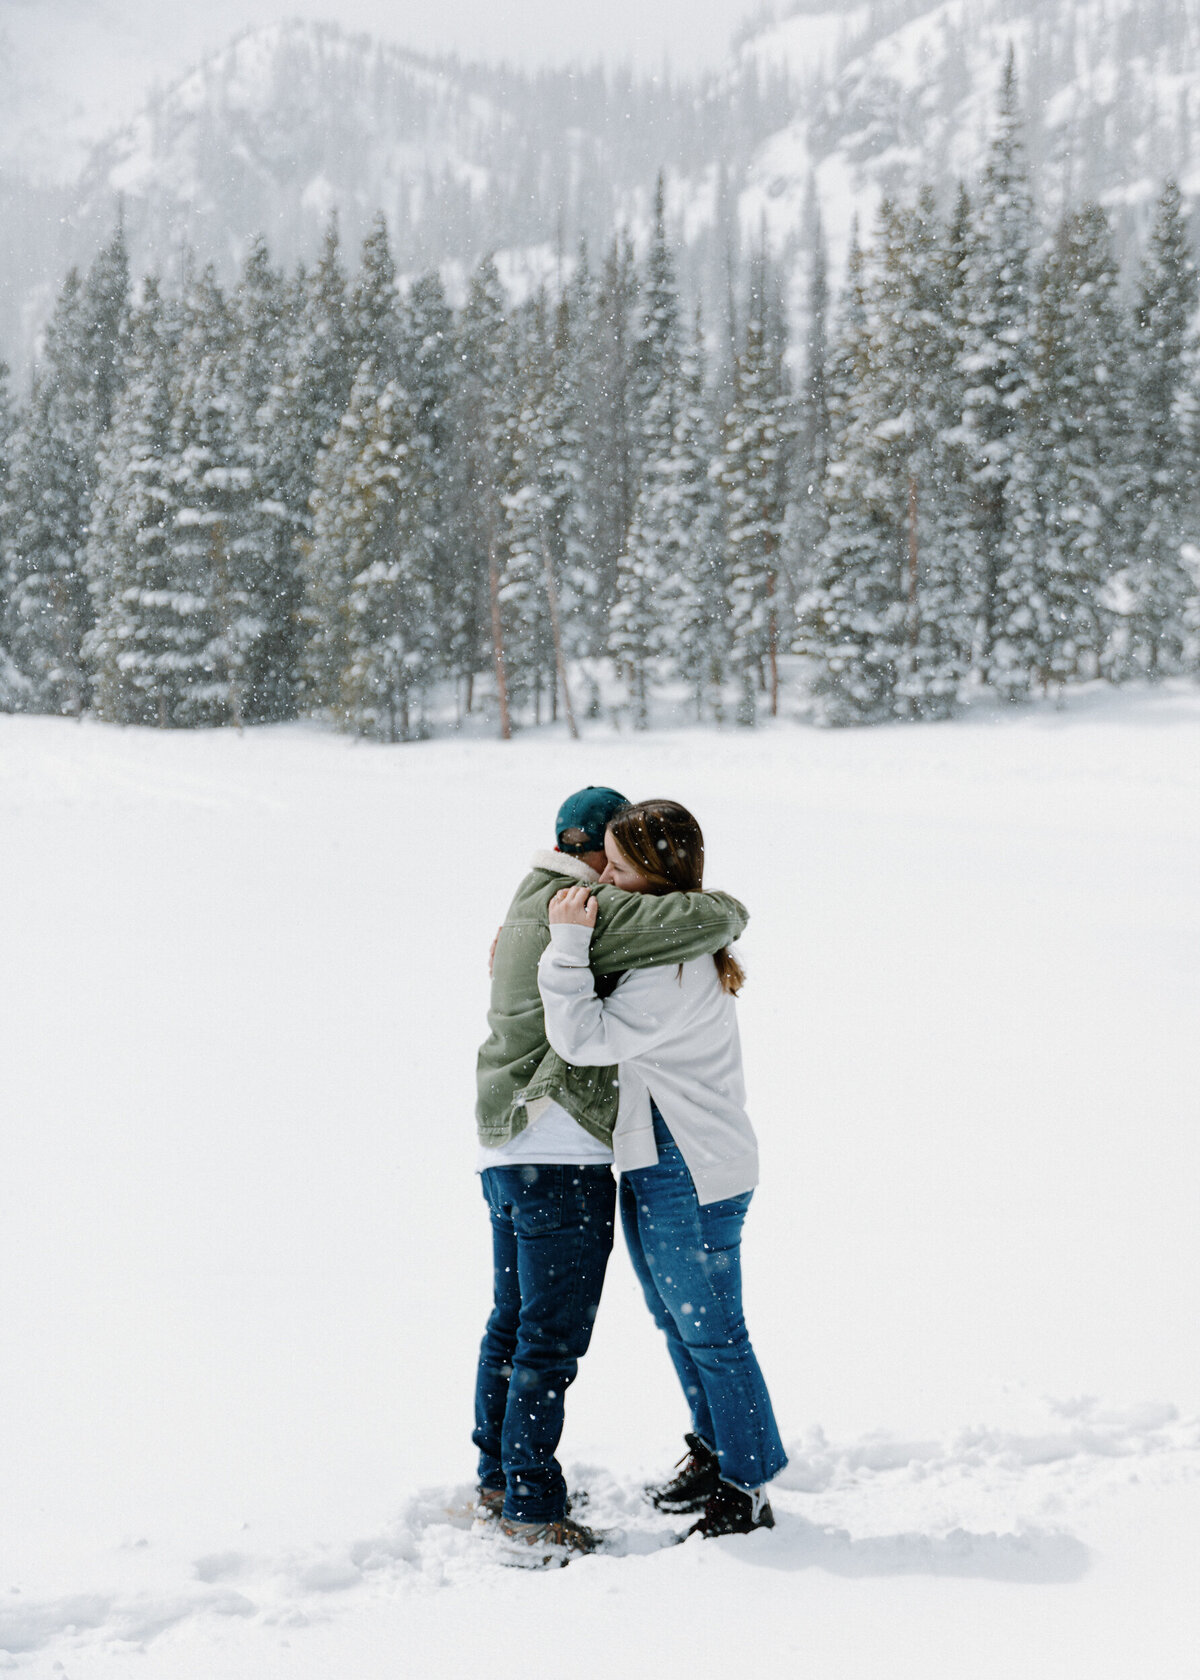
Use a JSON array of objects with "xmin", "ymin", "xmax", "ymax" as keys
[
  {"xmin": 210, "ymin": 522, "xmax": 244, "ymax": 731},
  {"xmin": 907, "ymin": 473, "xmax": 920, "ymax": 648},
  {"xmin": 540, "ymin": 530, "xmax": 579, "ymax": 740},
  {"xmin": 487, "ymin": 512, "xmax": 511, "ymax": 741},
  {"xmin": 766, "ymin": 567, "xmax": 779, "ymax": 718},
  {"xmin": 48, "ymin": 576, "xmax": 84, "ymax": 719},
  {"xmin": 635, "ymin": 664, "xmax": 648, "ymax": 732},
  {"xmin": 761, "ymin": 493, "xmax": 780, "ymax": 716}
]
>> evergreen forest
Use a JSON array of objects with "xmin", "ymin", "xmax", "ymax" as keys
[{"xmin": 2, "ymin": 68, "xmax": 1199, "ymax": 738}]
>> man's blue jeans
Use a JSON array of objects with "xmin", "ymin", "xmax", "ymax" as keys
[
  {"xmin": 474, "ymin": 1163, "xmax": 615, "ymax": 1523},
  {"xmin": 620, "ymin": 1107, "xmax": 787, "ymax": 1491}
]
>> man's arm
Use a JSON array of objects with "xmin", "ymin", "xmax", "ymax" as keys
[{"xmin": 588, "ymin": 886, "xmax": 748, "ymax": 976}]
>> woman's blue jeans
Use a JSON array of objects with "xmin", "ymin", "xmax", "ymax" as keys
[
  {"xmin": 620, "ymin": 1107, "xmax": 787, "ymax": 1491},
  {"xmin": 473, "ymin": 1163, "xmax": 615, "ymax": 1523}
]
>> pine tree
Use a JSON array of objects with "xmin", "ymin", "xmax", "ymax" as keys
[
  {"xmin": 232, "ymin": 236, "xmax": 299, "ymax": 721},
  {"xmin": 2, "ymin": 272, "xmax": 96, "ymax": 714},
  {"xmin": 81, "ymin": 223, "xmax": 132, "ymax": 440},
  {"xmin": 651, "ymin": 307, "xmax": 729, "ymax": 721},
  {"xmin": 0, "ymin": 356, "xmax": 12, "ymax": 483},
  {"xmin": 0, "ymin": 358, "xmax": 17, "ymax": 704},
  {"xmin": 927, "ymin": 181, "xmax": 985, "ymax": 704},
  {"xmin": 287, "ymin": 218, "xmax": 359, "ymax": 706},
  {"xmin": 796, "ymin": 225, "xmax": 904, "ymax": 724},
  {"xmin": 84, "ymin": 279, "xmax": 182, "ymax": 724},
  {"xmin": 790, "ymin": 205, "xmax": 831, "ymax": 606},
  {"xmin": 633, "ymin": 174, "xmax": 681, "ymax": 417},
  {"xmin": 610, "ymin": 187, "xmax": 683, "ymax": 726},
  {"xmin": 960, "ymin": 52, "xmax": 1039, "ymax": 692},
  {"xmin": 294, "ymin": 218, "xmax": 358, "ymax": 453},
  {"xmin": 720, "ymin": 248, "xmax": 790, "ymax": 724},
  {"xmin": 554, "ymin": 243, "xmax": 609, "ymax": 661},
  {"xmin": 303, "ymin": 364, "xmax": 377, "ymax": 716},
  {"xmin": 350, "ymin": 213, "xmax": 403, "ymax": 381},
  {"xmin": 880, "ymin": 189, "xmax": 974, "ymax": 720},
  {"xmin": 340, "ymin": 380, "xmax": 436, "ymax": 741},
  {"xmin": 165, "ymin": 268, "xmax": 258, "ymax": 727},
  {"xmin": 0, "ymin": 358, "xmax": 13, "ymax": 498},
  {"xmin": 997, "ymin": 202, "xmax": 1128, "ymax": 696},
  {"xmin": 497, "ymin": 300, "xmax": 549, "ymax": 721},
  {"xmin": 583, "ymin": 234, "xmax": 643, "ymax": 632},
  {"xmin": 397, "ymin": 271, "xmax": 462, "ymax": 697},
  {"xmin": 450, "ymin": 254, "xmax": 517, "ymax": 735},
  {"xmin": 501, "ymin": 293, "xmax": 569, "ymax": 726},
  {"xmin": 3, "ymin": 232, "xmax": 131, "ymax": 714},
  {"xmin": 543, "ymin": 287, "xmax": 594, "ymax": 686},
  {"xmin": 1121, "ymin": 179, "xmax": 1200, "ymax": 676},
  {"xmin": 609, "ymin": 457, "xmax": 667, "ymax": 727}
]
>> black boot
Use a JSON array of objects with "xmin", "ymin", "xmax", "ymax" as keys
[
  {"xmin": 686, "ymin": 1479, "xmax": 775, "ymax": 1538},
  {"xmin": 646, "ymin": 1433, "xmax": 720, "ymax": 1513}
]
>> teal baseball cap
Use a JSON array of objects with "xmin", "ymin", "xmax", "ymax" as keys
[{"xmin": 555, "ymin": 786, "xmax": 630, "ymax": 856}]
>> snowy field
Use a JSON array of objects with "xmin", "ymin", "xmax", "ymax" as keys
[{"xmin": 2, "ymin": 689, "xmax": 1199, "ymax": 1679}]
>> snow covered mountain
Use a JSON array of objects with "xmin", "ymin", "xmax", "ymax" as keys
[
  {"xmin": 0, "ymin": 17, "xmax": 785, "ymax": 359},
  {"xmin": 5, "ymin": 1, "xmax": 1200, "ymax": 366},
  {"xmin": 739, "ymin": 0, "xmax": 1200, "ymax": 264},
  {"xmin": 72, "ymin": 24, "xmax": 548, "ymax": 274}
]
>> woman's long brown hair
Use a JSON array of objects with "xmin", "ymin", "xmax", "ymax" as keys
[{"xmin": 606, "ymin": 800, "xmax": 745, "ymax": 996}]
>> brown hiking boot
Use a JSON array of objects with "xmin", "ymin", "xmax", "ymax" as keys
[
  {"xmin": 472, "ymin": 1486, "xmax": 505, "ymax": 1528},
  {"xmin": 474, "ymin": 1487, "xmax": 579, "ymax": 1528},
  {"xmin": 497, "ymin": 1514, "xmax": 603, "ymax": 1568}
]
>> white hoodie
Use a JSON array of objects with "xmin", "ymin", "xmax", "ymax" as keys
[{"xmin": 537, "ymin": 922, "xmax": 758, "ymax": 1205}]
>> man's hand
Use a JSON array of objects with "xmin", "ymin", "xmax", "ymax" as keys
[
  {"xmin": 488, "ymin": 925, "xmax": 502, "ymax": 977},
  {"xmin": 549, "ymin": 885, "xmax": 598, "ymax": 929}
]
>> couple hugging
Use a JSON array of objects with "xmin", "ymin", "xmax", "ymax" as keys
[{"xmin": 473, "ymin": 785, "xmax": 786, "ymax": 1567}]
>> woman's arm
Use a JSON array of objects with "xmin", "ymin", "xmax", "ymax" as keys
[{"xmin": 537, "ymin": 915, "xmax": 691, "ymax": 1066}]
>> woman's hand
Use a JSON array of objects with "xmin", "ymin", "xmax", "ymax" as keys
[{"xmin": 548, "ymin": 885, "xmax": 598, "ymax": 929}]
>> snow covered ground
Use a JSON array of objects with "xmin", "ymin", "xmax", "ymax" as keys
[{"xmin": 2, "ymin": 688, "xmax": 1198, "ymax": 1678}]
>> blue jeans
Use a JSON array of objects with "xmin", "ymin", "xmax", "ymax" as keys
[
  {"xmin": 473, "ymin": 1163, "xmax": 615, "ymax": 1523},
  {"xmin": 620, "ymin": 1107, "xmax": 787, "ymax": 1491}
]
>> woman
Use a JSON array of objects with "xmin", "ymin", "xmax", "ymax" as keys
[{"xmin": 537, "ymin": 799, "xmax": 785, "ymax": 1537}]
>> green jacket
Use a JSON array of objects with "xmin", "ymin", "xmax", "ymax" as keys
[{"xmin": 476, "ymin": 853, "xmax": 749, "ymax": 1146}]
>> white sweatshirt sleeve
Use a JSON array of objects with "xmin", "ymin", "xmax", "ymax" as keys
[{"xmin": 537, "ymin": 923, "xmax": 691, "ymax": 1066}]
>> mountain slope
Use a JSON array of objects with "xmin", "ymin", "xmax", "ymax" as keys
[
  {"xmin": 740, "ymin": 0, "xmax": 1200, "ymax": 263},
  {"xmin": 58, "ymin": 19, "xmax": 785, "ymax": 310},
  {"xmin": 5, "ymin": 1, "xmax": 1200, "ymax": 369}
]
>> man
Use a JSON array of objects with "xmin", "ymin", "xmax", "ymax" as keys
[{"xmin": 473, "ymin": 785, "xmax": 749, "ymax": 1565}]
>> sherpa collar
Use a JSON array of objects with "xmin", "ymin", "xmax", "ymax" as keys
[{"xmin": 531, "ymin": 849, "xmax": 600, "ymax": 884}]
